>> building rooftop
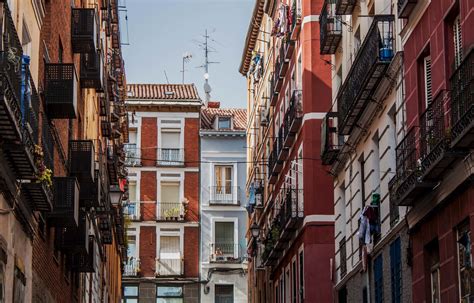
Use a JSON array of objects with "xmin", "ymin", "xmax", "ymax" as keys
[
  {"xmin": 201, "ymin": 106, "xmax": 247, "ymax": 132},
  {"xmin": 126, "ymin": 84, "xmax": 201, "ymax": 101}
]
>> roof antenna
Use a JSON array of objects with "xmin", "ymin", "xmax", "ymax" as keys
[
  {"xmin": 196, "ymin": 29, "xmax": 220, "ymax": 107},
  {"xmin": 163, "ymin": 70, "xmax": 170, "ymax": 84}
]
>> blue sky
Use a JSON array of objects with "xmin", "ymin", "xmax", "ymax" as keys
[{"xmin": 121, "ymin": 0, "xmax": 254, "ymax": 108}]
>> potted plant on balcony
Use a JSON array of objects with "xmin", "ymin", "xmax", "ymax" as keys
[
  {"xmin": 164, "ymin": 207, "xmax": 181, "ymax": 221},
  {"xmin": 180, "ymin": 198, "xmax": 189, "ymax": 220},
  {"xmin": 34, "ymin": 144, "xmax": 53, "ymax": 187}
]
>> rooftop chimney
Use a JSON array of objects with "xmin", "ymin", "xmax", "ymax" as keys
[{"xmin": 207, "ymin": 101, "xmax": 220, "ymax": 108}]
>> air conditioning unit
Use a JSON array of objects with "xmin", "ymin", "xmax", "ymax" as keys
[{"xmin": 260, "ymin": 108, "xmax": 269, "ymax": 126}]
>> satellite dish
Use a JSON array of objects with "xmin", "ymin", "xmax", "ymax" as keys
[{"xmin": 204, "ymin": 82, "xmax": 212, "ymax": 94}]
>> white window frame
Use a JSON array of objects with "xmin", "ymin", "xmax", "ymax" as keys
[
  {"xmin": 126, "ymin": 227, "xmax": 140, "ymax": 260},
  {"xmin": 211, "ymin": 217, "xmax": 239, "ymax": 258},
  {"xmin": 157, "ymin": 173, "xmax": 184, "ymax": 218},
  {"xmin": 158, "ymin": 118, "xmax": 184, "ymax": 149},
  {"xmin": 156, "ymin": 227, "xmax": 184, "ymax": 259},
  {"xmin": 210, "ymin": 162, "xmax": 238, "ymax": 204}
]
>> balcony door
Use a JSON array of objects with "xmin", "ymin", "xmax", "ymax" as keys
[
  {"xmin": 214, "ymin": 221, "xmax": 235, "ymax": 260},
  {"xmin": 158, "ymin": 234, "xmax": 181, "ymax": 276},
  {"xmin": 160, "ymin": 129, "xmax": 181, "ymax": 165},
  {"xmin": 159, "ymin": 182, "xmax": 181, "ymax": 220},
  {"xmin": 214, "ymin": 165, "xmax": 233, "ymax": 202}
]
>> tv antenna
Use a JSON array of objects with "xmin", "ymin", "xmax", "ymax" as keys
[
  {"xmin": 196, "ymin": 29, "xmax": 220, "ymax": 105},
  {"xmin": 181, "ymin": 52, "xmax": 192, "ymax": 84}
]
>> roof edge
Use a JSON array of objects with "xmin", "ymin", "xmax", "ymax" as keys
[{"xmin": 239, "ymin": 0, "xmax": 265, "ymax": 76}]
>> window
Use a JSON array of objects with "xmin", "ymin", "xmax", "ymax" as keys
[
  {"xmin": 160, "ymin": 182, "xmax": 181, "ymax": 220},
  {"xmin": 358, "ymin": 154, "xmax": 366, "ymax": 206},
  {"xmin": 453, "ymin": 15, "xmax": 463, "ymax": 69},
  {"xmin": 354, "ymin": 27, "xmax": 361, "ymax": 56},
  {"xmin": 214, "ymin": 222, "xmax": 235, "ymax": 258},
  {"xmin": 423, "ymin": 56, "xmax": 432, "ymax": 108},
  {"xmin": 374, "ymin": 255, "xmax": 383, "ymax": 303},
  {"xmin": 123, "ymin": 285, "xmax": 139, "ymax": 303},
  {"xmin": 390, "ymin": 238, "xmax": 402, "ymax": 303},
  {"xmin": 457, "ymin": 222, "xmax": 473, "ymax": 301},
  {"xmin": 218, "ymin": 117, "xmax": 231, "ymax": 129},
  {"xmin": 427, "ymin": 240, "xmax": 440, "ymax": 303},
  {"xmin": 21, "ymin": 20, "xmax": 32, "ymax": 57},
  {"xmin": 299, "ymin": 250, "xmax": 304, "ymax": 301},
  {"xmin": 158, "ymin": 232, "xmax": 181, "ymax": 276},
  {"xmin": 339, "ymin": 238, "xmax": 347, "ymax": 278},
  {"xmin": 338, "ymin": 287, "xmax": 347, "ymax": 303},
  {"xmin": 214, "ymin": 165, "xmax": 233, "ymax": 197},
  {"xmin": 13, "ymin": 266, "xmax": 25, "ymax": 303},
  {"xmin": 156, "ymin": 286, "xmax": 183, "ymax": 303},
  {"xmin": 292, "ymin": 260, "xmax": 297, "ymax": 303},
  {"xmin": 215, "ymin": 284, "xmax": 233, "ymax": 303},
  {"xmin": 124, "ymin": 233, "xmax": 139, "ymax": 276},
  {"xmin": 159, "ymin": 129, "xmax": 182, "ymax": 165}
]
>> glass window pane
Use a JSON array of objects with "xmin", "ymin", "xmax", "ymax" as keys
[
  {"xmin": 124, "ymin": 286, "xmax": 139, "ymax": 296},
  {"xmin": 125, "ymin": 299, "xmax": 138, "ymax": 303},
  {"xmin": 156, "ymin": 299, "xmax": 183, "ymax": 303},
  {"xmin": 215, "ymin": 222, "xmax": 234, "ymax": 255},
  {"xmin": 218, "ymin": 117, "xmax": 231, "ymax": 129},
  {"xmin": 157, "ymin": 286, "xmax": 183, "ymax": 297},
  {"xmin": 215, "ymin": 284, "xmax": 234, "ymax": 303}
]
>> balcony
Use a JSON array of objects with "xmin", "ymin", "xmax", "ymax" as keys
[
  {"xmin": 248, "ymin": 180, "xmax": 264, "ymax": 209},
  {"xmin": 99, "ymin": 95, "xmax": 109, "ymax": 116},
  {"xmin": 101, "ymin": 118, "xmax": 111, "ymax": 138},
  {"xmin": 101, "ymin": 229, "xmax": 113, "ymax": 245},
  {"xmin": 80, "ymin": 50, "xmax": 103, "ymax": 90},
  {"xmin": 289, "ymin": 1, "xmax": 302, "ymax": 41},
  {"xmin": 398, "ymin": 0, "xmax": 418, "ymax": 18},
  {"xmin": 98, "ymin": 213, "xmax": 111, "ymax": 231},
  {"xmin": 21, "ymin": 181, "xmax": 53, "ymax": 213},
  {"xmin": 107, "ymin": 144, "xmax": 119, "ymax": 185},
  {"xmin": 335, "ymin": 0, "xmax": 356, "ymax": 15},
  {"xmin": 337, "ymin": 15, "xmax": 395, "ymax": 135},
  {"xmin": 320, "ymin": 0, "xmax": 342, "ymax": 55},
  {"xmin": 56, "ymin": 211, "xmax": 90, "ymax": 253},
  {"xmin": 450, "ymin": 48, "xmax": 474, "ymax": 149},
  {"xmin": 124, "ymin": 201, "xmax": 140, "ymax": 221},
  {"xmin": 321, "ymin": 112, "xmax": 342, "ymax": 165},
  {"xmin": 276, "ymin": 41, "xmax": 291, "ymax": 79},
  {"xmin": 270, "ymin": 72, "xmax": 280, "ymax": 106},
  {"xmin": 276, "ymin": 127, "xmax": 289, "ymax": 162},
  {"xmin": 68, "ymin": 237, "xmax": 95, "ymax": 273},
  {"xmin": 155, "ymin": 257, "xmax": 183, "ymax": 276},
  {"xmin": 79, "ymin": 169, "xmax": 101, "ymax": 209},
  {"xmin": 71, "ymin": 8, "xmax": 98, "ymax": 54},
  {"xmin": 124, "ymin": 143, "xmax": 141, "ymax": 166},
  {"xmin": 209, "ymin": 186, "xmax": 240, "ymax": 205},
  {"xmin": 156, "ymin": 202, "xmax": 185, "ymax": 221},
  {"xmin": 111, "ymin": 24, "xmax": 120, "ymax": 49},
  {"xmin": 124, "ymin": 258, "xmax": 141, "ymax": 276},
  {"xmin": 268, "ymin": 149, "xmax": 279, "ymax": 184},
  {"xmin": 388, "ymin": 127, "xmax": 434, "ymax": 206},
  {"xmin": 209, "ymin": 244, "xmax": 242, "ymax": 263},
  {"xmin": 419, "ymin": 90, "xmax": 466, "ymax": 181},
  {"xmin": 283, "ymin": 90, "xmax": 303, "ymax": 147},
  {"xmin": 156, "ymin": 148, "xmax": 184, "ymax": 166},
  {"xmin": 69, "ymin": 140, "xmax": 95, "ymax": 181},
  {"xmin": 44, "ymin": 63, "xmax": 78, "ymax": 119},
  {"xmin": 278, "ymin": 188, "xmax": 304, "ymax": 240}
]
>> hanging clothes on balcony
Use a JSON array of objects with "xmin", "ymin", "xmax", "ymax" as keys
[
  {"xmin": 278, "ymin": 4, "xmax": 288, "ymax": 37},
  {"xmin": 357, "ymin": 205, "xmax": 380, "ymax": 247}
]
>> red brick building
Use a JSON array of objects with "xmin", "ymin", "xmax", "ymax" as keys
[
  {"xmin": 123, "ymin": 84, "xmax": 201, "ymax": 303},
  {"xmin": 240, "ymin": 0, "xmax": 334, "ymax": 302},
  {"xmin": 390, "ymin": 0, "xmax": 474, "ymax": 302}
]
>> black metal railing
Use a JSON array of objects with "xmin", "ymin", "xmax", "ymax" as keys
[
  {"xmin": 280, "ymin": 188, "xmax": 304, "ymax": 227},
  {"xmin": 398, "ymin": 0, "xmax": 418, "ymax": 18},
  {"xmin": 56, "ymin": 211, "xmax": 90, "ymax": 254},
  {"xmin": 156, "ymin": 201, "xmax": 185, "ymax": 221},
  {"xmin": 450, "ymin": 48, "xmax": 474, "ymax": 148},
  {"xmin": 339, "ymin": 238, "xmax": 347, "ymax": 278},
  {"xmin": 320, "ymin": 0, "xmax": 342, "ymax": 54},
  {"xmin": 321, "ymin": 112, "xmax": 342, "ymax": 165},
  {"xmin": 209, "ymin": 243, "xmax": 242, "ymax": 263},
  {"xmin": 42, "ymin": 114, "xmax": 55, "ymax": 173},
  {"xmin": 71, "ymin": 8, "xmax": 98, "ymax": 53},
  {"xmin": 337, "ymin": 15, "xmax": 395, "ymax": 135},
  {"xmin": 335, "ymin": 0, "xmax": 356, "ymax": 15},
  {"xmin": 283, "ymin": 90, "xmax": 303, "ymax": 143},
  {"xmin": 419, "ymin": 90, "xmax": 450, "ymax": 164},
  {"xmin": 395, "ymin": 127, "xmax": 419, "ymax": 182},
  {"xmin": 44, "ymin": 63, "xmax": 78, "ymax": 119},
  {"xmin": 80, "ymin": 50, "xmax": 103, "ymax": 90},
  {"xmin": 48, "ymin": 177, "xmax": 80, "ymax": 227},
  {"xmin": 68, "ymin": 236, "xmax": 95, "ymax": 273},
  {"xmin": 209, "ymin": 186, "xmax": 240, "ymax": 205},
  {"xmin": 69, "ymin": 140, "xmax": 95, "ymax": 181},
  {"xmin": 24, "ymin": 66, "xmax": 40, "ymax": 145}
]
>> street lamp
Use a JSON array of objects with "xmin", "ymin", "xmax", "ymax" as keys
[
  {"xmin": 250, "ymin": 222, "xmax": 260, "ymax": 239},
  {"xmin": 110, "ymin": 185, "xmax": 123, "ymax": 206}
]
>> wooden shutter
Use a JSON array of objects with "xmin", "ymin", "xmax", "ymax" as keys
[
  {"xmin": 454, "ymin": 16, "xmax": 463, "ymax": 68},
  {"xmin": 424, "ymin": 56, "xmax": 433, "ymax": 108}
]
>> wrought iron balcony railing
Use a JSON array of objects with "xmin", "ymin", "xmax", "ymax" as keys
[
  {"xmin": 270, "ymin": 71, "xmax": 281, "ymax": 106},
  {"xmin": 45, "ymin": 177, "xmax": 78, "ymax": 228},
  {"xmin": 450, "ymin": 48, "xmax": 474, "ymax": 149},
  {"xmin": 124, "ymin": 143, "xmax": 141, "ymax": 166},
  {"xmin": 44, "ymin": 63, "xmax": 78, "ymax": 119},
  {"xmin": 283, "ymin": 90, "xmax": 303, "ymax": 146},
  {"xmin": 155, "ymin": 257, "xmax": 183, "ymax": 276},
  {"xmin": 69, "ymin": 140, "xmax": 95, "ymax": 182},
  {"xmin": 335, "ymin": 0, "xmax": 356, "ymax": 15},
  {"xmin": 337, "ymin": 15, "xmax": 395, "ymax": 135},
  {"xmin": 124, "ymin": 201, "xmax": 140, "ymax": 221},
  {"xmin": 71, "ymin": 8, "xmax": 98, "ymax": 54},
  {"xmin": 107, "ymin": 144, "xmax": 119, "ymax": 185},
  {"xmin": 320, "ymin": 0, "xmax": 342, "ymax": 55},
  {"xmin": 80, "ymin": 50, "xmax": 103, "ymax": 90},
  {"xmin": 209, "ymin": 186, "xmax": 240, "ymax": 205},
  {"xmin": 157, "ymin": 148, "xmax": 184, "ymax": 166},
  {"xmin": 124, "ymin": 258, "xmax": 141, "ymax": 276},
  {"xmin": 289, "ymin": 1, "xmax": 302, "ymax": 41},
  {"xmin": 209, "ymin": 243, "xmax": 242, "ymax": 263},
  {"xmin": 398, "ymin": 0, "xmax": 418, "ymax": 18},
  {"xmin": 279, "ymin": 188, "xmax": 304, "ymax": 230},
  {"xmin": 321, "ymin": 112, "xmax": 342, "ymax": 165},
  {"xmin": 156, "ymin": 201, "xmax": 185, "ymax": 221}
]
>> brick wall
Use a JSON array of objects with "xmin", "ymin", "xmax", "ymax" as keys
[
  {"xmin": 140, "ymin": 171, "xmax": 157, "ymax": 221},
  {"xmin": 140, "ymin": 226, "xmax": 157, "ymax": 278},
  {"xmin": 184, "ymin": 172, "xmax": 199, "ymax": 222},
  {"xmin": 184, "ymin": 227, "xmax": 199, "ymax": 277},
  {"xmin": 184, "ymin": 118, "xmax": 199, "ymax": 168},
  {"xmin": 141, "ymin": 117, "xmax": 157, "ymax": 166}
]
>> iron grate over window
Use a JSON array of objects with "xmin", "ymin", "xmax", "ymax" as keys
[
  {"xmin": 69, "ymin": 140, "xmax": 95, "ymax": 182},
  {"xmin": 71, "ymin": 8, "xmax": 98, "ymax": 54},
  {"xmin": 45, "ymin": 63, "xmax": 77, "ymax": 119},
  {"xmin": 48, "ymin": 177, "xmax": 80, "ymax": 228}
]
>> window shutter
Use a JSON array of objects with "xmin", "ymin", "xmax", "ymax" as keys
[
  {"xmin": 424, "ymin": 56, "xmax": 433, "ymax": 108},
  {"xmin": 161, "ymin": 130, "xmax": 180, "ymax": 148},
  {"xmin": 454, "ymin": 16, "xmax": 463, "ymax": 68}
]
